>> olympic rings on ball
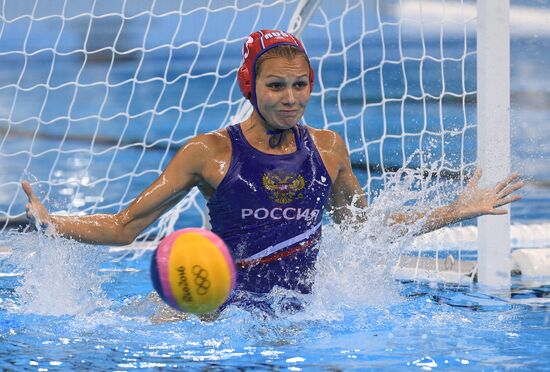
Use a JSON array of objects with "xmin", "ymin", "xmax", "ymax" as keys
[
  {"xmin": 150, "ymin": 228, "xmax": 236, "ymax": 314},
  {"xmin": 192, "ymin": 265, "xmax": 211, "ymax": 295}
]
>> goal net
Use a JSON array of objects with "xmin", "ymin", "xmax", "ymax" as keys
[{"xmin": 0, "ymin": 0, "xmax": 548, "ymax": 284}]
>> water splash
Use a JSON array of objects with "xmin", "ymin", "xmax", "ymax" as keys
[
  {"xmin": 308, "ymin": 166, "xmax": 455, "ymax": 317},
  {"xmin": 6, "ymin": 164, "xmax": 461, "ymax": 324},
  {"xmin": 4, "ymin": 231, "xmax": 111, "ymax": 316}
]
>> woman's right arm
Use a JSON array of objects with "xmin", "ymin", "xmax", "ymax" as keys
[{"xmin": 22, "ymin": 135, "xmax": 213, "ymax": 246}]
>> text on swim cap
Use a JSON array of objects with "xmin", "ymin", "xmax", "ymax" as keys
[{"xmin": 263, "ymin": 31, "xmax": 291, "ymax": 40}]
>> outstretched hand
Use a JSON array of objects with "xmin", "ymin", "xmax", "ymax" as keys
[
  {"xmin": 454, "ymin": 168, "xmax": 524, "ymax": 218},
  {"xmin": 21, "ymin": 180, "xmax": 51, "ymax": 231}
]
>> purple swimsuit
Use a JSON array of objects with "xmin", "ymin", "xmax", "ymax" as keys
[{"xmin": 207, "ymin": 123, "xmax": 332, "ymax": 294}]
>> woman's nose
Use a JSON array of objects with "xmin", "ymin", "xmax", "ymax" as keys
[{"xmin": 282, "ymin": 87, "xmax": 295, "ymax": 104}]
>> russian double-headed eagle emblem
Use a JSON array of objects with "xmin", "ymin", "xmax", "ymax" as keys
[{"xmin": 262, "ymin": 171, "xmax": 305, "ymax": 204}]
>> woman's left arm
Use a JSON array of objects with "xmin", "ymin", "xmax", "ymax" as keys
[
  {"xmin": 389, "ymin": 168, "xmax": 524, "ymax": 234},
  {"xmin": 320, "ymin": 129, "xmax": 524, "ymax": 232},
  {"xmin": 324, "ymin": 132, "xmax": 368, "ymax": 224}
]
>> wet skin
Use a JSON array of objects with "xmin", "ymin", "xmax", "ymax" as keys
[{"xmin": 21, "ymin": 55, "xmax": 524, "ymax": 245}]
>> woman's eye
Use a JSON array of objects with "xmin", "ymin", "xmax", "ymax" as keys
[
  {"xmin": 295, "ymin": 81, "xmax": 308, "ymax": 88},
  {"xmin": 268, "ymin": 83, "xmax": 283, "ymax": 89}
]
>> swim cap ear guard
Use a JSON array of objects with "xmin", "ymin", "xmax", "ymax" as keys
[{"xmin": 237, "ymin": 29, "xmax": 314, "ymax": 105}]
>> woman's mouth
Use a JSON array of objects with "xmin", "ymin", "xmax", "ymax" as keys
[{"xmin": 278, "ymin": 110, "xmax": 299, "ymax": 118}]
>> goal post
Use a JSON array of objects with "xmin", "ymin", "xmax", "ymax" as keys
[{"xmin": 476, "ymin": 0, "xmax": 511, "ymax": 289}]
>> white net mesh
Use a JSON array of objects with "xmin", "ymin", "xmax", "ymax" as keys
[
  {"xmin": 1, "ymin": 0, "xmax": 306, "ymax": 238},
  {"xmin": 0, "ymin": 0, "xmax": 548, "ymax": 282}
]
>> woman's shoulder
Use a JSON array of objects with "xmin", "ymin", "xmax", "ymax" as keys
[
  {"xmin": 186, "ymin": 128, "xmax": 231, "ymax": 152},
  {"xmin": 304, "ymin": 125, "xmax": 347, "ymax": 154},
  {"xmin": 171, "ymin": 128, "xmax": 231, "ymax": 167}
]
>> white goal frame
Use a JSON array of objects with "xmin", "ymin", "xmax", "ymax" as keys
[
  {"xmin": 476, "ymin": 0, "xmax": 511, "ymax": 289},
  {"xmin": 1, "ymin": 0, "xmax": 545, "ymax": 290}
]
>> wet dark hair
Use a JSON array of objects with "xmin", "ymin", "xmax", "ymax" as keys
[{"xmin": 254, "ymin": 45, "xmax": 311, "ymax": 78}]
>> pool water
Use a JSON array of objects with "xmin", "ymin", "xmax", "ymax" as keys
[
  {"xmin": 1, "ymin": 231, "xmax": 550, "ymax": 370},
  {"xmin": 1, "ymin": 2, "xmax": 549, "ymax": 369}
]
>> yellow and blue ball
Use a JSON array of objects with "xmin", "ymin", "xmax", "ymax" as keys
[{"xmin": 150, "ymin": 228, "xmax": 236, "ymax": 314}]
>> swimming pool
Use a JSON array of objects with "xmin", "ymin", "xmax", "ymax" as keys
[
  {"xmin": 1, "ymin": 1, "xmax": 550, "ymax": 369},
  {"xmin": 1, "ymin": 231, "xmax": 550, "ymax": 370}
]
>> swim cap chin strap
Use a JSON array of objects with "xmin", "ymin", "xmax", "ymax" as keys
[{"xmin": 266, "ymin": 126, "xmax": 302, "ymax": 151}]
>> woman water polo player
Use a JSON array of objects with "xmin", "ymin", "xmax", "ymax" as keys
[{"xmin": 22, "ymin": 30, "xmax": 523, "ymax": 302}]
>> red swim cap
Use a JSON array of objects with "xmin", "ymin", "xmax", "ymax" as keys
[{"xmin": 237, "ymin": 29, "xmax": 314, "ymax": 105}]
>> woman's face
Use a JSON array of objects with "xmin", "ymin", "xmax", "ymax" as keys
[{"xmin": 254, "ymin": 56, "xmax": 311, "ymax": 130}]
